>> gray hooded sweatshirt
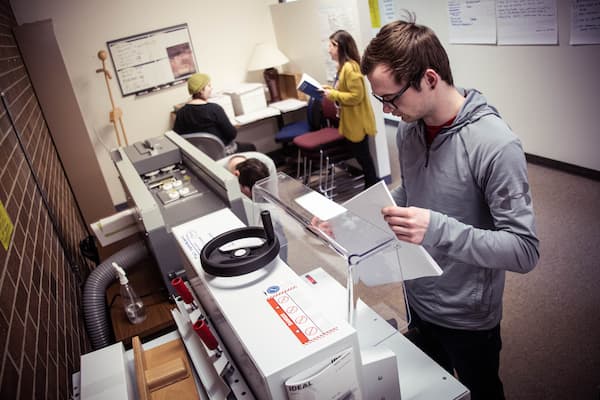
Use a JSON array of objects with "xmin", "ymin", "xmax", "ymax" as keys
[{"xmin": 392, "ymin": 88, "xmax": 539, "ymax": 330}]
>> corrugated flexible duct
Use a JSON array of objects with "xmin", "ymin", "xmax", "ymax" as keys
[{"xmin": 82, "ymin": 241, "xmax": 149, "ymax": 350}]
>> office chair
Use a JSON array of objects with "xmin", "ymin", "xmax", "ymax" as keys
[
  {"xmin": 180, "ymin": 132, "xmax": 236, "ymax": 160},
  {"xmin": 292, "ymin": 96, "xmax": 354, "ymax": 198},
  {"xmin": 274, "ymin": 97, "xmax": 320, "ymax": 144},
  {"xmin": 273, "ymin": 97, "xmax": 320, "ymax": 174}
]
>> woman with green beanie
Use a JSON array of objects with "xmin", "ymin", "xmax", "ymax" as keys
[{"xmin": 173, "ymin": 73, "xmax": 256, "ymax": 153}]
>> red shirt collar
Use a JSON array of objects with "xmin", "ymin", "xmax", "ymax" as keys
[{"xmin": 424, "ymin": 116, "xmax": 456, "ymax": 145}]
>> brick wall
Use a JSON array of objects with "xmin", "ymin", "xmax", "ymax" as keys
[{"xmin": 0, "ymin": 2, "xmax": 95, "ymax": 399}]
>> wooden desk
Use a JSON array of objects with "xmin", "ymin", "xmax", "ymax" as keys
[
  {"xmin": 236, "ymin": 104, "xmax": 306, "ymax": 153},
  {"xmin": 106, "ymin": 260, "xmax": 176, "ymax": 348}
]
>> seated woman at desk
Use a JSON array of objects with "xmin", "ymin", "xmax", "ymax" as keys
[{"xmin": 173, "ymin": 73, "xmax": 256, "ymax": 152}]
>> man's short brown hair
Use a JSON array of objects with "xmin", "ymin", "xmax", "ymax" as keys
[{"xmin": 361, "ymin": 14, "xmax": 453, "ymax": 91}]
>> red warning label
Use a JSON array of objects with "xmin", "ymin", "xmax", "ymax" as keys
[
  {"xmin": 267, "ymin": 297, "xmax": 309, "ymax": 344},
  {"xmin": 267, "ymin": 285, "xmax": 338, "ymax": 344}
]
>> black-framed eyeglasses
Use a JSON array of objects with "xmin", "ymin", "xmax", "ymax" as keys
[{"xmin": 372, "ymin": 81, "xmax": 411, "ymax": 110}]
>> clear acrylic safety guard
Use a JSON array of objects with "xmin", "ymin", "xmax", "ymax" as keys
[{"xmin": 252, "ymin": 172, "xmax": 411, "ymax": 332}]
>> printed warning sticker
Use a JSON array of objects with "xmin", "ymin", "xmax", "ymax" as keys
[{"xmin": 267, "ymin": 285, "xmax": 338, "ymax": 344}]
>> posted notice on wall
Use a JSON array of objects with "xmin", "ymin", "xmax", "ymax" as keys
[
  {"xmin": 570, "ymin": 0, "xmax": 600, "ymax": 45},
  {"xmin": 448, "ymin": 0, "xmax": 497, "ymax": 44},
  {"xmin": 496, "ymin": 0, "xmax": 558, "ymax": 45},
  {"xmin": 0, "ymin": 200, "xmax": 13, "ymax": 250}
]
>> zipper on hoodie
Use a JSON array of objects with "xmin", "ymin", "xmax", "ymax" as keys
[
  {"xmin": 424, "ymin": 131, "xmax": 431, "ymax": 168},
  {"xmin": 423, "ymin": 116, "xmax": 455, "ymax": 168}
]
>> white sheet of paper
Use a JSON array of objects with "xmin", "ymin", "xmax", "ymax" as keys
[
  {"xmin": 294, "ymin": 191, "xmax": 347, "ymax": 221},
  {"xmin": 343, "ymin": 181, "xmax": 443, "ymax": 281}
]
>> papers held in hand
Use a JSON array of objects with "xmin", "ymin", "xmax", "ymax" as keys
[
  {"xmin": 297, "ymin": 73, "xmax": 323, "ymax": 98},
  {"xmin": 292, "ymin": 181, "xmax": 443, "ymax": 282},
  {"xmin": 342, "ymin": 181, "xmax": 443, "ymax": 282}
]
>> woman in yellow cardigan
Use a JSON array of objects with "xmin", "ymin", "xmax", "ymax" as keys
[{"xmin": 322, "ymin": 29, "xmax": 378, "ymax": 188}]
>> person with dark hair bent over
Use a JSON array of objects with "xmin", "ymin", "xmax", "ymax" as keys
[
  {"xmin": 233, "ymin": 158, "xmax": 270, "ymax": 199},
  {"xmin": 231, "ymin": 157, "xmax": 288, "ymax": 263},
  {"xmin": 174, "ymin": 73, "xmax": 255, "ymax": 152}
]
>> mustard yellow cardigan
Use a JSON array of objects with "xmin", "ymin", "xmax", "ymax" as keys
[{"xmin": 325, "ymin": 61, "xmax": 376, "ymax": 143}]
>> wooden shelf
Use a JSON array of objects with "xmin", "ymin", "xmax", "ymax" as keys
[{"xmin": 106, "ymin": 259, "xmax": 176, "ymax": 348}]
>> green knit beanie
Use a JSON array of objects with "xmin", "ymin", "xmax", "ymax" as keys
[{"xmin": 187, "ymin": 73, "xmax": 210, "ymax": 95}]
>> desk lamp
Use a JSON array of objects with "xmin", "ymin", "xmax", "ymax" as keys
[{"xmin": 247, "ymin": 42, "xmax": 289, "ymax": 102}]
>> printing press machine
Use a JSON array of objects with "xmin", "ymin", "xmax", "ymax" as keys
[{"xmin": 86, "ymin": 131, "xmax": 469, "ymax": 400}]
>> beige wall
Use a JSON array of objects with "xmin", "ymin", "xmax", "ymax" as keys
[
  {"xmin": 374, "ymin": 1, "xmax": 600, "ymax": 172},
  {"xmin": 14, "ymin": 20, "xmax": 115, "ymax": 226},
  {"xmin": 271, "ymin": 0, "xmax": 392, "ymax": 180},
  {"xmin": 276, "ymin": 0, "xmax": 600, "ymax": 173},
  {"xmin": 11, "ymin": 0, "xmax": 279, "ymax": 206}
]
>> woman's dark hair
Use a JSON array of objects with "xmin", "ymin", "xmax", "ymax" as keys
[
  {"xmin": 329, "ymin": 30, "xmax": 361, "ymax": 70},
  {"xmin": 235, "ymin": 158, "xmax": 269, "ymax": 189}
]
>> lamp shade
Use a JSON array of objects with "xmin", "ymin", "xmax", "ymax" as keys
[{"xmin": 247, "ymin": 42, "xmax": 289, "ymax": 71}]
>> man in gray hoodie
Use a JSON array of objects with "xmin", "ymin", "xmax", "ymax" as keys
[{"xmin": 361, "ymin": 15, "xmax": 539, "ymax": 400}]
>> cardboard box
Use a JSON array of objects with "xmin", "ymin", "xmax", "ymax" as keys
[
  {"xmin": 223, "ymin": 83, "xmax": 267, "ymax": 116},
  {"xmin": 279, "ymin": 72, "xmax": 307, "ymax": 101}
]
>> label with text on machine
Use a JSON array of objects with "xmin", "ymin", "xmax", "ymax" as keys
[{"xmin": 267, "ymin": 284, "xmax": 339, "ymax": 344}]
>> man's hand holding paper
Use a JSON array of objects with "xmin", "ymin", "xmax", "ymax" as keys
[
  {"xmin": 343, "ymin": 181, "xmax": 442, "ymax": 281},
  {"xmin": 382, "ymin": 206, "xmax": 431, "ymax": 245}
]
